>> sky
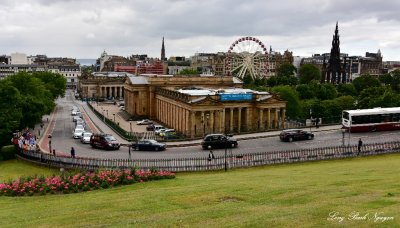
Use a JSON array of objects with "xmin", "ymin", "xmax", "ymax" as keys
[{"xmin": 1, "ymin": 0, "xmax": 400, "ymax": 60}]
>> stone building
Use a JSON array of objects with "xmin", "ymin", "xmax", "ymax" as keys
[
  {"xmin": 124, "ymin": 75, "xmax": 287, "ymax": 138},
  {"xmin": 78, "ymin": 72, "xmax": 127, "ymax": 99},
  {"xmin": 79, "ymin": 73, "xmax": 287, "ymax": 137}
]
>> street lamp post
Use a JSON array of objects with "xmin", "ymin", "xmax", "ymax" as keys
[
  {"xmin": 129, "ymin": 121, "xmax": 132, "ymax": 136},
  {"xmin": 102, "ymin": 109, "xmax": 105, "ymax": 122},
  {"xmin": 224, "ymin": 135, "xmax": 227, "ymax": 172},
  {"xmin": 206, "ymin": 113, "xmax": 210, "ymax": 135},
  {"xmin": 341, "ymin": 128, "xmax": 346, "ymax": 146},
  {"xmin": 113, "ymin": 113, "xmax": 116, "ymax": 123}
]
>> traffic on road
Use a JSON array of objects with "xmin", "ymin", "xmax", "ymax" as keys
[{"xmin": 47, "ymin": 90, "xmax": 400, "ymax": 160}]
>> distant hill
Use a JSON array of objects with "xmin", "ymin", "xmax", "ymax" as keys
[{"xmin": 77, "ymin": 59, "xmax": 96, "ymax": 66}]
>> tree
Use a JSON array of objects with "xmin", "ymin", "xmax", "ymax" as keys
[
  {"xmin": 357, "ymin": 86, "xmax": 386, "ymax": 109},
  {"xmin": 316, "ymin": 83, "xmax": 337, "ymax": 100},
  {"xmin": 277, "ymin": 63, "xmax": 297, "ymax": 77},
  {"xmin": 6, "ymin": 72, "xmax": 56, "ymax": 127},
  {"xmin": 296, "ymin": 84, "xmax": 315, "ymax": 99},
  {"xmin": 320, "ymin": 99, "xmax": 342, "ymax": 123},
  {"xmin": 0, "ymin": 80, "xmax": 23, "ymax": 146},
  {"xmin": 337, "ymin": 83, "xmax": 357, "ymax": 97},
  {"xmin": 299, "ymin": 64, "xmax": 320, "ymax": 84},
  {"xmin": 379, "ymin": 73, "xmax": 393, "ymax": 85},
  {"xmin": 334, "ymin": 95, "xmax": 356, "ymax": 111},
  {"xmin": 271, "ymin": 85, "xmax": 301, "ymax": 119},
  {"xmin": 178, "ymin": 68, "xmax": 199, "ymax": 75},
  {"xmin": 389, "ymin": 69, "xmax": 400, "ymax": 93},
  {"xmin": 32, "ymin": 72, "xmax": 67, "ymax": 98},
  {"xmin": 352, "ymin": 74, "xmax": 381, "ymax": 94}
]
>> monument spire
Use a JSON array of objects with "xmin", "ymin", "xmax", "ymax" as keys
[{"xmin": 161, "ymin": 37, "xmax": 166, "ymax": 61}]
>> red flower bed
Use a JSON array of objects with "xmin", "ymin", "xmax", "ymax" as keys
[{"xmin": 0, "ymin": 168, "xmax": 175, "ymax": 196}]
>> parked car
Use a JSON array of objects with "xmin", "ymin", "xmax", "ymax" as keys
[
  {"xmin": 75, "ymin": 118, "xmax": 85, "ymax": 127},
  {"xmin": 146, "ymin": 124, "xmax": 155, "ymax": 131},
  {"xmin": 159, "ymin": 129, "xmax": 176, "ymax": 137},
  {"xmin": 72, "ymin": 128, "xmax": 85, "ymax": 139},
  {"xmin": 75, "ymin": 124, "xmax": 85, "ymax": 131},
  {"xmin": 279, "ymin": 129, "xmax": 314, "ymax": 142},
  {"xmin": 80, "ymin": 132, "xmax": 93, "ymax": 144},
  {"xmin": 131, "ymin": 139, "xmax": 166, "ymax": 151},
  {"xmin": 147, "ymin": 124, "xmax": 165, "ymax": 132},
  {"xmin": 72, "ymin": 116, "xmax": 81, "ymax": 122},
  {"xmin": 90, "ymin": 133, "xmax": 120, "ymax": 150},
  {"xmin": 201, "ymin": 134, "xmax": 238, "ymax": 150},
  {"xmin": 154, "ymin": 126, "xmax": 167, "ymax": 135},
  {"xmin": 71, "ymin": 110, "xmax": 81, "ymax": 116},
  {"xmin": 136, "ymin": 119, "xmax": 153, "ymax": 125}
]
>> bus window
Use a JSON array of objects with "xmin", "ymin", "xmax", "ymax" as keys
[
  {"xmin": 370, "ymin": 114, "xmax": 381, "ymax": 123},
  {"xmin": 393, "ymin": 113, "xmax": 400, "ymax": 122},
  {"xmin": 381, "ymin": 114, "xmax": 391, "ymax": 122}
]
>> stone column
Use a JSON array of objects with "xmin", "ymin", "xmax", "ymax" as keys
[
  {"xmin": 185, "ymin": 109, "xmax": 190, "ymax": 136},
  {"xmin": 267, "ymin": 108, "xmax": 271, "ymax": 129},
  {"xmin": 259, "ymin": 108, "xmax": 264, "ymax": 131},
  {"xmin": 230, "ymin": 108, "xmax": 234, "ymax": 133},
  {"xmin": 221, "ymin": 108, "xmax": 225, "ymax": 133},
  {"xmin": 210, "ymin": 110, "xmax": 214, "ymax": 133},
  {"xmin": 238, "ymin": 107, "xmax": 242, "ymax": 133},
  {"xmin": 282, "ymin": 108, "xmax": 286, "ymax": 129},
  {"xmin": 201, "ymin": 111, "xmax": 205, "ymax": 136},
  {"xmin": 275, "ymin": 108, "xmax": 279, "ymax": 129},
  {"xmin": 190, "ymin": 111, "xmax": 196, "ymax": 138},
  {"xmin": 246, "ymin": 108, "xmax": 250, "ymax": 132}
]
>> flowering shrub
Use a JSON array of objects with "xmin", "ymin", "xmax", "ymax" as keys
[{"xmin": 0, "ymin": 168, "xmax": 175, "ymax": 197}]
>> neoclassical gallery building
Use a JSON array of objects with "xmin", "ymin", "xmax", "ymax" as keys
[{"xmin": 79, "ymin": 73, "xmax": 287, "ymax": 138}]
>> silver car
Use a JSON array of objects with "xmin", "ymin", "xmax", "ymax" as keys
[{"xmin": 80, "ymin": 132, "xmax": 93, "ymax": 144}]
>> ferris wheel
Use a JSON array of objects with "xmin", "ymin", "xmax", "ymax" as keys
[{"xmin": 226, "ymin": 37, "xmax": 268, "ymax": 80}]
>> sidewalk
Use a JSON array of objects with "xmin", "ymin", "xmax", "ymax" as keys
[{"xmin": 86, "ymin": 100, "xmax": 341, "ymax": 147}]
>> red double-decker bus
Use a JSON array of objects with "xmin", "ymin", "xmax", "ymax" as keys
[{"xmin": 342, "ymin": 107, "xmax": 400, "ymax": 132}]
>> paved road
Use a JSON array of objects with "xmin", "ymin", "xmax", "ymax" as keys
[{"xmin": 44, "ymin": 90, "xmax": 400, "ymax": 160}]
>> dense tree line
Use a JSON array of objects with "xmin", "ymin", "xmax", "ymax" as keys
[
  {"xmin": 0, "ymin": 72, "xmax": 66, "ymax": 147},
  {"xmin": 245, "ymin": 63, "xmax": 400, "ymax": 124}
]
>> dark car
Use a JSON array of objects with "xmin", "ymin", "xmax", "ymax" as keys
[
  {"xmin": 131, "ymin": 139, "xmax": 166, "ymax": 151},
  {"xmin": 146, "ymin": 124, "xmax": 155, "ymax": 131},
  {"xmin": 279, "ymin": 129, "xmax": 314, "ymax": 142},
  {"xmin": 90, "ymin": 133, "xmax": 120, "ymax": 150},
  {"xmin": 201, "ymin": 134, "xmax": 238, "ymax": 150}
]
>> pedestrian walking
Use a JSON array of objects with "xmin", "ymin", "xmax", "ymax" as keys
[
  {"xmin": 208, "ymin": 150, "xmax": 215, "ymax": 161},
  {"xmin": 70, "ymin": 147, "xmax": 76, "ymax": 158},
  {"xmin": 52, "ymin": 149, "xmax": 56, "ymax": 156},
  {"xmin": 357, "ymin": 138, "xmax": 363, "ymax": 155}
]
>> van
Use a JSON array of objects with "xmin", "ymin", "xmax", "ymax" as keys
[{"xmin": 90, "ymin": 133, "xmax": 120, "ymax": 150}]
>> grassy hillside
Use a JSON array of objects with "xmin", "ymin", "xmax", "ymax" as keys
[{"xmin": 0, "ymin": 155, "xmax": 399, "ymax": 227}]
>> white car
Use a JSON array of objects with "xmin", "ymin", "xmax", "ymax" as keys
[
  {"xmin": 71, "ymin": 110, "xmax": 81, "ymax": 116},
  {"xmin": 73, "ymin": 116, "xmax": 82, "ymax": 122},
  {"xmin": 73, "ymin": 129, "xmax": 85, "ymax": 139},
  {"xmin": 80, "ymin": 132, "xmax": 93, "ymax": 144},
  {"xmin": 75, "ymin": 124, "xmax": 85, "ymax": 131},
  {"xmin": 155, "ymin": 126, "xmax": 167, "ymax": 135},
  {"xmin": 136, "ymin": 119, "xmax": 153, "ymax": 125}
]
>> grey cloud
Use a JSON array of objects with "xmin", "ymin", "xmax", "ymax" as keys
[{"xmin": 0, "ymin": 0, "xmax": 400, "ymax": 60}]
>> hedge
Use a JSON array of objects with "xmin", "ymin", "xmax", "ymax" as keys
[{"xmin": 0, "ymin": 145, "xmax": 16, "ymax": 161}]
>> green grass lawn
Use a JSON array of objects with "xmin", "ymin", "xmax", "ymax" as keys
[{"xmin": 0, "ymin": 154, "xmax": 399, "ymax": 227}]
